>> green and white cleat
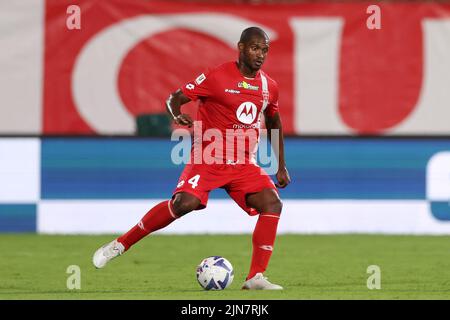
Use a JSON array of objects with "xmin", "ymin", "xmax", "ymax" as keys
[
  {"xmin": 242, "ymin": 273, "xmax": 283, "ymax": 290},
  {"xmin": 92, "ymin": 239, "xmax": 125, "ymax": 269}
]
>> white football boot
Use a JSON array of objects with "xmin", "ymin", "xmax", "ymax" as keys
[
  {"xmin": 92, "ymin": 239, "xmax": 125, "ymax": 269},
  {"xmin": 242, "ymin": 273, "xmax": 283, "ymax": 290}
]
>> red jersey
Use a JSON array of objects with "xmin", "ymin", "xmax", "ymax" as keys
[{"xmin": 181, "ymin": 61, "xmax": 279, "ymax": 165}]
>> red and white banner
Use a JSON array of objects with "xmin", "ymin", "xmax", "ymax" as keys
[{"xmin": 1, "ymin": 0, "xmax": 450, "ymax": 135}]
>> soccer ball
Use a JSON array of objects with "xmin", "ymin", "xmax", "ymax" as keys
[{"xmin": 196, "ymin": 256, "xmax": 234, "ymax": 290}]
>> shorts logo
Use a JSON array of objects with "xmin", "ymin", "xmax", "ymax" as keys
[
  {"xmin": 236, "ymin": 102, "xmax": 257, "ymax": 124},
  {"xmin": 195, "ymin": 73, "xmax": 206, "ymax": 85},
  {"xmin": 185, "ymin": 83, "xmax": 195, "ymax": 90},
  {"xmin": 238, "ymin": 81, "xmax": 259, "ymax": 91},
  {"xmin": 177, "ymin": 180, "xmax": 185, "ymax": 188}
]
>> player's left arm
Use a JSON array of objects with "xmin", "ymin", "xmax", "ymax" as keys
[{"xmin": 265, "ymin": 111, "xmax": 291, "ymax": 188}]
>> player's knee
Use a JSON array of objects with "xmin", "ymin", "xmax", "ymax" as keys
[
  {"xmin": 172, "ymin": 194, "xmax": 199, "ymax": 216},
  {"xmin": 263, "ymin": 197, "xmax": 283, "ymax": 214},
  {"xmin": 257, "ymin": 196, "xmax": 283, "ymax": 214}
]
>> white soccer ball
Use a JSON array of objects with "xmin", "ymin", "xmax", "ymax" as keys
[{"xmin": 196, "ymin": 256, "xmax": 234, "ymax": 290}]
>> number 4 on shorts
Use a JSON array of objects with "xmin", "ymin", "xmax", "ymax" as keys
[{"xmin": 188, "ymin": 174, "xmax": 201, "ymax": 189}]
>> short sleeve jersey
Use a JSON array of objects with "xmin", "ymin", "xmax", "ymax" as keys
[{"xmin": 181, "ymin": 61, "xmax": 279, "ymax": 164}]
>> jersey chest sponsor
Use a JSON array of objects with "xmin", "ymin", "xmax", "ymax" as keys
[
  {"xmin": 214, "ymin": 74, "xmax": 268, "ymax": 126},
  {"xmin": 218, "ymin": 87, "xmax": 262, "ymax": 111},
  {"xmin": 236, "ymin": 102, "xmax": 258, "ymax": 124}
]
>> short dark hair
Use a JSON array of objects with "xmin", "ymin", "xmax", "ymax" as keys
[{"xmin": 239, "ymin": 27, "xmax": 269, "ymax": 44}]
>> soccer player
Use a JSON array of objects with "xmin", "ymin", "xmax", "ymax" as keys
[{"xmin": 93, "ymin": 27, "xmax": 291, "ymax": 290}]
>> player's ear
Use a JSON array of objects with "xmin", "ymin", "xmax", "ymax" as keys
[{"xmin": 237, "ymin": 42, "xmax": 245, "ymax": 52}]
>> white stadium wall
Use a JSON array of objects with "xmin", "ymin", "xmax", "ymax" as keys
[{"xmin": 36, "ymin": 199, "xmax": 450, "ymax": 235}]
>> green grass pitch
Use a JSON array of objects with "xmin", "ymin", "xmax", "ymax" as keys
[{"xmin": 1, "ymin": 234, "xmax": 450, "ymax": 300}]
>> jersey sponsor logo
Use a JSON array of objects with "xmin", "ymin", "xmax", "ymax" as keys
[
  {"xmin": 225, "ymin": 89, "xmax": 240, "ymax": 94},
  {"xmin": 236, "ymin": 102, "xmax": 257, "ymax": 124},
  {"xmin": 232, "ymin": 123, "xmax": 260, "ymax": 129},
  {"xmin": 195, "ymin": 73, "xmax": 206, "ymax": 85},
  {"xmin": 185, "ymin": 83, "xmax": 195, "ymax": 90},
  {"xmin": 238, "ymin": 81, "xmax": 259, "ymax": 91}
]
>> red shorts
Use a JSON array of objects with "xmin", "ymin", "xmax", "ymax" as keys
[{"xmin": 172, "ymin": 163, "xmax": 277, "ymax": 215}]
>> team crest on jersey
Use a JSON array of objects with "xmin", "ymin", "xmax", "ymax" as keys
[
  {"xmin": 236, "ymin": 102, "xmax": 257, "ymax": 124},
  {"xmin": 238, "ymin": 81, "xmax": 259, "ymax": 91},
  {"xmin": 195, "ymin": 73, "xmax": 206, "ymax": 85}
]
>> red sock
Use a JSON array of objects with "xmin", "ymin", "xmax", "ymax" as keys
[
  {"xmin": 117, "ymin": 200, "xmax": 178, "ymax": 251},
  {"xmin": 247, "ymin": 212, "xmax": 281, "ymax": 280}
]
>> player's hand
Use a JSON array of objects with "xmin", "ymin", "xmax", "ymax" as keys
[
  {"xmin": 174, "ymin": 114, "xmax": 193, "ymax": 127},
  {"xmin": 275, "ymin": 166, "xmax": 291, "ymax": 188}
]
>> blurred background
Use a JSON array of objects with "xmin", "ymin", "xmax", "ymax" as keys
[{"xmin": 1, "ymin": 0, "xmax": 450, "ymax": 235}]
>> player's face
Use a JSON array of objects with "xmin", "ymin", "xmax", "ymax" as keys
[{"xmin": 240, "ymin": 36, "xmax": 270, "ymax": 71}]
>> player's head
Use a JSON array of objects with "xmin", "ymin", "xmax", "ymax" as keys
[{"xmin": 238, "ymin": 27, "xmax": 270, "ymax": 72}]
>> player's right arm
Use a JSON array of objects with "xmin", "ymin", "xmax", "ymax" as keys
[
  {"xmin": 165, "ymin": 89, "xmax": 193, "ymax": 127},
  {"xmin": 166, "ymin": 69, "xmax": 213, "ymax": 127}
]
